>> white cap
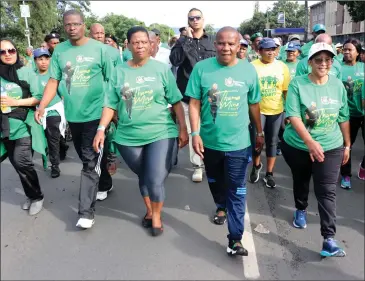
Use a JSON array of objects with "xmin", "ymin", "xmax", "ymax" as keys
[
  {"xmin": 335, "ymin": 43, "xmax": 343, "ymax": 48},
  {"xmin": 273, "ymin": 38, "xmax": 281, "ymax": 46},
  {"xmin": 308, "ymin": 43, "xmax": 336, "ymax": 60}
]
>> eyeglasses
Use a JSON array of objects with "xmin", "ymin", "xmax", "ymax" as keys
[
  {"xmin": 313, "ymin": 57, "xmax": 333, "ymax": 65},
  {"xmin": 0, "ymin": 48, "xmax": 17, "ymax": 56},
  {"xmin": 188, "ymin": 16, "xmax": 202, "ymax": 21},
  {"xmin": 64, "ymin": 22, "xmax": 83, "ymax": 28}
]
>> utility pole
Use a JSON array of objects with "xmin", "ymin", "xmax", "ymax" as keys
[
  {"xmin": 304, "ymin": 0, "xmax": 309, "ymax": 42},
  {"xmin": 20, "ymin": 0, "xmax": 31, "ymax": 47}
]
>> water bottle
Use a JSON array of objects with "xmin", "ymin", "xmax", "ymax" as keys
[{"xmin": 1, "ymin": 86, "xmax": 11, "ymax": 114}]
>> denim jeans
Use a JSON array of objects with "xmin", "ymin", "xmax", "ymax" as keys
[{"xmin": 203, "ymin": 146, "xmax": 252, "ymax": 241}]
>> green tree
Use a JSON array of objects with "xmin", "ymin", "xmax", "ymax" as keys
[
  {"xmin": 338, "ymin": 1, "xmax": 365, "ymax": 22},
  {"xmin": 204, "ymin": 24, "xmax": 216, "ymax": 35},
  {"xmin": 148, "ymin": 23, "xmax": 175, "ymax": 43},
  {"xmin": 238, "ymin": 0, "xmax": 306, "ymax": 36}
]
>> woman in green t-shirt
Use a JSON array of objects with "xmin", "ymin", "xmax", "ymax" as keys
[
  {"xmin": 93, "ymin": 27, "xmax": 188, "ymax": 237},
  {"xmin": 339, "ymin": 38, "xmax": 365, "ymax": 187},
  {"xmin": 281, "ymin": 43, "xmax": 351, "ymax": 258},
  {"xmin": 0, "ymin": 39, "xmax": 44, "ymax": 215}
]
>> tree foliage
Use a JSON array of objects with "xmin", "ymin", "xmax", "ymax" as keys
[
  {"xmin": 238, "ymin": 0, "xmax": 306, "ymax": 36},
  {"xmin": 148, "ymin": 23, "xmax": 175, "ymax": 43},
  {"xmin": 204, "ymin": 24, "xmax": 216, "ymax": 35},
  {"xmin": 338, "ymin": 1, "xmax": 365, "ymax": 22}
]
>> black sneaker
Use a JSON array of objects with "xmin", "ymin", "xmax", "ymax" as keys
[
  {"xmin": 51, "ymin": 166, "xmax": 60, "ymax": 178},
  {"xmin": 213, "ymin": 208, "xmax": 227, "ymax": 225},
  {"xmin": 249, "ymin": 162, "xmax": 263, "ymax": 183},
  {"xmin": 264, "ymin": 173, "xmax": 276, "ymax": 188},
  {"xmin": 227, "ymin": 240, "xmax": 248, "ymax": 256},
  {"xmin": 60, "ymin": 144, "xmax": 69, "ymax": 161}
]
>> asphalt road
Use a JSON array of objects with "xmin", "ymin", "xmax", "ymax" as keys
[{"xmin": 1, "ymin": 136, "xmax": 364, "ymax": 280}]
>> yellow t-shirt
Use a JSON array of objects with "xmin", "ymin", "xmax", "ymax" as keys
[{"xmin": 251, "ymin": 59, "xmax": 290, "ymax": 115}]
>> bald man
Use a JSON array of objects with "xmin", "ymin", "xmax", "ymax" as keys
[
  {"xmin": 296, "ymin": 33, "xmax": 342, "ymax": 79},
  {"xmin": 148, "ymin": 30, "xmax": 172, "ymax": 68},
  {"xmin": 185, "ymin": 26, "xmax": 263, "ymax": 257}
]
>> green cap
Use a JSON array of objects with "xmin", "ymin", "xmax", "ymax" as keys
[
  {"xmin": 313, "ymin": 24, "xmax": 326, "ymax": 33},
  {"xmin": 250, "ymin": 32, "xmax": 263, "ymax": 42}
]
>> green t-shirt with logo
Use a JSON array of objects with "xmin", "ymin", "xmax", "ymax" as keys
[
  {"xmin": 105, "ymin": 59, "xmax": 182, "ymax": 146},
  {"xmin": 341, "ymin": 62, "xmax": 365, "ymax": 117},
  {"xmin": 284, "ymin": 60, "xmax": 299, "ymax": 79},
  {"xmin": 284, "ymin": 75, "xmax": 349, "ymax": 152},
  {"xmin": 295, "ymin": 56, "xmax": 342, "ymax": 80},
  {"xmin": 122, "ymin": 48, "xmax": 133, "ymax": 63},
  {"xmin": 335, "ymin": 53, "xmax": 344, "ymax": 63},
  {"xmin": 0, "ymin": 67, "xmax": 40, "ymax": 140},
  {"xmin": 106, "ymin": 45, "xmax": 123, "ymax": 67},
  {"xmin": 49, "ymin": 39, "xmax": 112, "ymax": 122},
  {"xmin": 185, "ymin": 58, "xmax": 261, "ymax": 152},
  {"xmin": 35, "ymin": 72, "xmax": 62, "ymax": 117}
]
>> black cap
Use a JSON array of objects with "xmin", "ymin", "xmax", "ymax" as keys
[
  {"xmin": 44, "ymin": 32, "xmax": 60, "ymax": 42},
  {"xmin": 179, "ymin": 27, "xmax": 186, "ymax": 33},
  {"xmin": 151, "ymin": 28, "xmax": 161, "ymax": 36}
]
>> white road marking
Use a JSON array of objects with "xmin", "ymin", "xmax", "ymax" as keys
[{"xmin": 242, "ymin": 204, "xmax": 261, "ymax": 280}]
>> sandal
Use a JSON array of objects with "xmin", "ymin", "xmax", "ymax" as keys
[
  {"xmin": 142, "ymin": 214, "xmax": 152, "ymax": 228},
  {"xmin": 213, "ymin": 208, "xmax": 227, "ymax": 225}
]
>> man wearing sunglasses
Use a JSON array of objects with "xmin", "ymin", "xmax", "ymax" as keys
[
  {"xmin": 296, "ymin": 33, "xmax": 342, "ymax": 79},
  {"xmin": 170, "ymin": 8, "xmax": 215, "ymax": 183}
]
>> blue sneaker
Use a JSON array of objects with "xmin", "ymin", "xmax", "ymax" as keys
[
  {"xmin": 340, "ymin": 176, "xmax": 351, "ymax": 189},
  {"xmin": 276, "ymin": 148, "xmax": 282, "ymax": 156},
  {"xmin": 320, "ymin": 238, "xmax": 346, "ymax": 257},
  {"xmin": 293, "ymin": 210, "xmax": 307, "ymax": 229}
]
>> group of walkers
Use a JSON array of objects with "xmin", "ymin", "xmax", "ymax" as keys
[{"xmin": 1, "ymin": 7, "xmax": 364, "ymax": 259}]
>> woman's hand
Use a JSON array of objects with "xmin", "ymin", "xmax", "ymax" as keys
[
  {"xmin": 178, "ymin": 127, "xmax": 189, "ymax": 148},
  {"xmin": 1, "ymin": 96, "xmax": 18, "ymax": 107},
  {"xmin": 306, "ymin": 139, "xmax": 325, "ymax": 162},
  {"xmin": 342, "ymin": 147, "xmax": 350, "ymax": 165},
  {"xmin": 93, "ymin": 130, "xmax": 105, "ymax": 153}
]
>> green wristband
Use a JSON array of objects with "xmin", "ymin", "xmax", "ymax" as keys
[{"xmin": 191, "ymin": 131, "xmax": 199, "ymax": 137}]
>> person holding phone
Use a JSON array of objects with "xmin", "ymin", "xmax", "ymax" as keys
[{"xmin": 170, "ymin": 8, "xmax": 216, "ymax": 183}]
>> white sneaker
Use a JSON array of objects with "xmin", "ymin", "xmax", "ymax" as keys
[
  {"xmin": 96, "ymin": 185, "xmax": 114, "ymax": 201},
  {"xmin": 29, "ymin": 199, "xmax": 44, "ymax": 216},
  {"xmin": 76, "ymin": 218, "xmax": 95, "ymax": 229},
  {"xmin": 192, "ymin": 168, "xmax": 203, "ymax": 182},
  {"xmin": 22, "ymin": 198, "xmax": 32, "ymax": 210}
]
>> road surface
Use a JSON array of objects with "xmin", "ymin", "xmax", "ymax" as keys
[{"xmin": 1, "ymin": 136, "xmax": 364, "ymax": 280}]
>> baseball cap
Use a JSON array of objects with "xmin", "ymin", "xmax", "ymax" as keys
[
  {"xmin": 239, "ymin": 39, "xmax": 248, "ymax": 46},
  {"xmin": 151, "ymin": 28, "xmax": 161, "ymax": 36},
  {"xmin": 313, "ymin": 24, "xmax": 326, "ymax": 33},
  {"xmin": 288, "ymin": 34, "xmax": 300, "ymax": 42},
  {"xmin": 259, "ymin": 38, "xmax": 276, "ymax": 49},
  {"xmin": 273, "ymin": 38, "xmax": 281, "ymax": 46},
  {"xmin": 286, "ymin": 42, "xmax": 301, "ymax": 52},
  {"xmin": 251, "ymin": 32, "xmax": 263, "ymax": 42},
  {"xmin": 44, "ymin": 32, "xmax": 60, "ymax": 42},
  {"xmin": 335, "ymin": 43, "xmax": 343, "ymax": 49},
  {"xmin": 33, "ymin": 48, "xmax": 50, "ymax": 59},
  {"xmin": 308, "ymin": 42, "xmax": 336, "ymax": 60}
]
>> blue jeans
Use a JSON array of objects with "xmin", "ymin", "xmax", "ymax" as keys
[
  {"xmin": 203, "ymin": 146, "xmax": 252, "ymax": 241},
  {"xmin": 116, "ymin": 138, "xmax": 176, "ymax": 202}
]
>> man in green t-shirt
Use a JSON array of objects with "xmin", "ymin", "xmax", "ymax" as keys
[
  {"xmin": 247, "ymin": 32, "xmax": 262, "ymax": 62},
  {"xmin": 35, "ymin": 9, "xmax": 113, "ymax": 229},
  {"xmin": 185, "ymin": 27, "xmax": 264, "ymax": 257},
  {"xmin": 122, "ymin": 39, "xmax": 133, "ymax": 63},
  {"xmin": 296, "ymin": 33, "xmax": 342, "ymax": 79},
  {"xmin": 299, "ymin": 23, "xmax": 326, "ymax": 60}
]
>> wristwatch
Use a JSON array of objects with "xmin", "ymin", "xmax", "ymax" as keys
[{"xmin": 256, "ymin": 132, "xmax": 265, "ymax": 137}]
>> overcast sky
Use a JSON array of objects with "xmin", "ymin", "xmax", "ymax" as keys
[{"xmin": 89, "ymin": 1, "xmax": 320, "ymax": 29}]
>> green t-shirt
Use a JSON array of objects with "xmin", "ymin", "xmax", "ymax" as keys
[
  {"xmin": 341, "ymin": 62, "xmax": 365, "ymax": 117},
  {"xmin": 0, "ymin": 67, "xmax": 41, "ymax": 140},
  {"xmin": 185, "ymin": 58, "xmax": 261, "ymax": 152},
  {"xmin": 122, "ymin": 48, "xmax": 133, "ymax": 63},
  {"xmin": 36, "ymin": 72, "xmax": 62, "ymax": 117},
  {"xmin": 295, "ymin": 56, "xmax": 342, "ymax": 80},
  {"xmin": 49, "ymin": 38, "xmax": 112, "ymax": 122},
  {"xmin": 106, "ymin": 45, "xmax": 123, "ymax": 67},
  {"xmin": 284, "ymin": 60, "xmax": 299, "ymax": 79},
  {"xmin": 284, "ymin": 75, "xmax": 349, "ymax": 152},
  {"xmin": 335, "ymin": 53, "xmax": 344, "ymax": 63},
  {"xmin": 105, "ymin": 59, "xmax": 182, "ymax": 146},
  {"xmin": 247, "ymin": 48, "xmax": 260, "ymax": 62}
]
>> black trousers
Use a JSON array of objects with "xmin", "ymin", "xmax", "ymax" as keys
[
  {"xmin": 68, "ymin": 119, "xmax": 113, "ymax": 219},
  {"xmin": 45, "ymin": 116, "xmax": 61, "ymax": 167},
  {"xmin": 3, "ymin": 137, "xmax": 43, "ymax": 201},
  {"xmin": 341, "ymin": 116, "xmax": 365, "ymax": 177},
  {"xmin": 281, "ymin": 140, "xmax": 343, "ymax": 239}
]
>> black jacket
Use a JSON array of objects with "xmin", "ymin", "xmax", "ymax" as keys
[{"xmin": 170, "ymin": 33, "xmax": 216, "ymax": 103}]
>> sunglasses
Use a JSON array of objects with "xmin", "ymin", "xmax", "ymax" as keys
[
  {"xmin": 313, "ymin": 57, "xmax": 333, "ymax": 65},
  {"xmin": 0, "ymin": 48, "xmax": 17, "ymax": 56},
  {"xmin": 188, "ymin": 16, "xmax": 201, "ymax": 21}
]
